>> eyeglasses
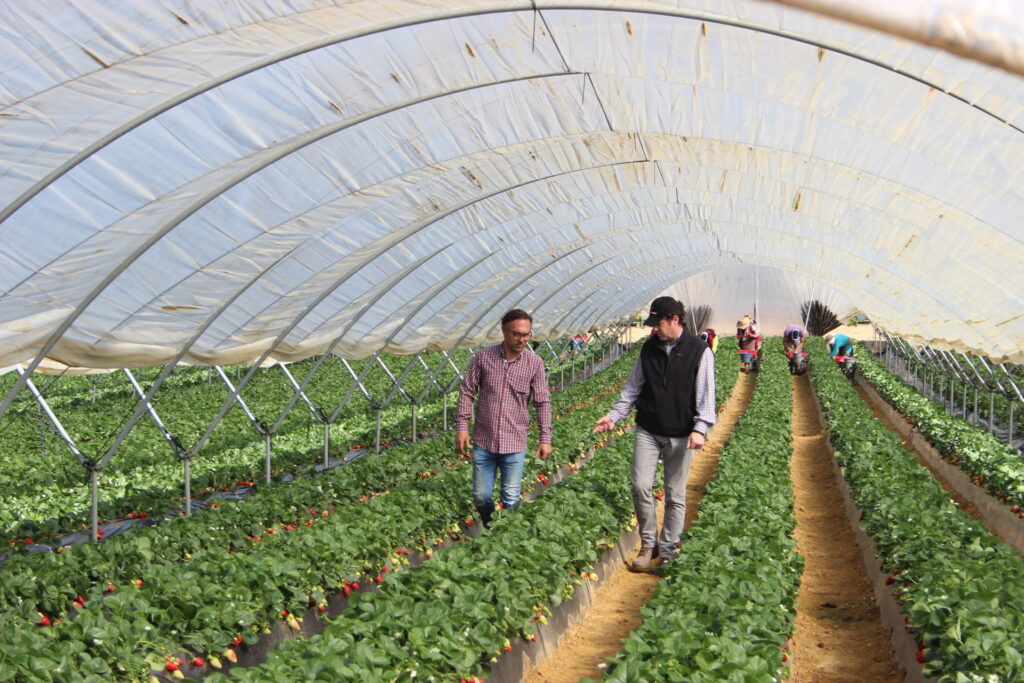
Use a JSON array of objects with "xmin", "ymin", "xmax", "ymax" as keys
[{"xmin": 505, "ymin": 330, "xmax": 532, "ymax": 340}]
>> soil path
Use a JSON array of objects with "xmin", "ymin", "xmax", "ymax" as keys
[
  {"xmin": 790, "ymin": 374, "xmax": 903, "ymax": 683},
  {"xmin": 523, "ymin": 369, "xmax": 758, "ymax": 683}
]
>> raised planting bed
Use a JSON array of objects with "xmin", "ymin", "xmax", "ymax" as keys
[
  {"xmin": 202, "ymin": 434, "xmax": 639, "ymax": 682},
  {"xmin": 0, "ymin": 350, "xmax": 474, "ymax": 546},
  {"xmin": 807, "ymin": 337, "xmax": 1024, "ymax": 681},
  {"xmin": 0, "ymin": 350, "xmax": 640, "ymax": 681},
  {"xmin": 855, "ymin": 343, "xmax": 1024, "ymax": 538},
  {"xmin": 602, "ymin": 337, "xmax": 801, "ymax": 682}
]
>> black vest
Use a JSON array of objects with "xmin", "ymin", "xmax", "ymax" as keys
[{"xmin": 636, "ymin": 332, "xmax": 703, "ymax": 437}]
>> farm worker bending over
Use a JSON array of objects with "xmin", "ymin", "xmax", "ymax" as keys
[
  {"xmin": 783, "ymin": 325, "xmax": 806, "ymax": 354},
  {"xmin": 456, "ymin": 309, "xmax": 552, "ymax": 527},
  {"xmin": 737, "ymin": 315, "xmax": 760, "ymax": 353},
  {"xmin": 593, "ymin": 296, "xmax": 716, "ymax": 571},
  {"xmin": 825, "ymin": 332, "xmax": 854, "ymax": 358}
]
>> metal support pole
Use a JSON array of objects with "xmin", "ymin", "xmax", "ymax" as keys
[
  {"xmin": 411, "ymin": 403, "xmax": 418, "ymax": 442},
  {"xmin": 264, "ymin": 433, "xmax": 272, "ymax": 484},
  {"xmin": 323, "ymin": 422, "xmax": 330, "ymax": 468},
  {"xmin": 184, "ymin": 457, "xmax": 192, "ymax": 516},
  {"xmin": 375, "ymin": 408, "xmax": 383, "ymax": 453},
  {"xmin": 989, "ymin": 392, "xmax": 996, "ymax": 433},
  {"xmin": 974, "ymin": 387, "xmax": 979, "ymax": 424},
  {"xmin": 962, "ymin": 383, "xmax": 968, "ymax": 419},
  {"xmin": 90, "ymin": 469, "xmax": 99, "ymax": 543},
  {"xmin": 443, "ymin": 393, "xmax": 448, "ymax": 432},
  {"xmin": 1010, "ymin": 401, "xmax": 1015, "ymax": 447}
]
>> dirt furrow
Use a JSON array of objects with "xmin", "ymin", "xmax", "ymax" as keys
[
  {"xmin": 523, "ymin": 369, "xmax": 758, "ymax": 682},
  {"xmin": 790, "ymin": 374, "xmax": 902, "ymax": 683}
]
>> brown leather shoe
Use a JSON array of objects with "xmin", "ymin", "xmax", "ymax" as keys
[{"xmin": 631, "ymin": 547, "xmax": 657, "ymax": 571}]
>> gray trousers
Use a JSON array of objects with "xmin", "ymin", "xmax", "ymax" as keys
[{"xmin": 632, "ymin": 425, "xmax": 694, "ymax": 559}]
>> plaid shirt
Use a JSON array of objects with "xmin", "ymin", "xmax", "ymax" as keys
[{"xmin": 455, "ymin": 344, "xmax": 552, "ymax": 453}]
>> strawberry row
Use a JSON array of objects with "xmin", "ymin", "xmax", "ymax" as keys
[
  {"xmin": 603, "ymin": 337, "xmax": 800, "ymax": 681},
  {"xmin": 0, "ymin": 350, "xmax": 640, "ymax": 681},
  {"xmin": 207, "ymin": 428, "xmax": 637, "ymax": 681},
  {"xmin": 0, "ymin": 345, "xmax": 636, "ymax": 616},
  {"xmin": 808, "ymin": 338, "xmax": 1024, "ymax": 678},
  {"xmin": 202, "ymin": 331, "xmax": 740, "ymax": 682},
  {"xmin": 0, "ymin": 350, "xmax": 474, "ymax": 546},
  {"xmin": 855, "ymin": 343, "xmax": 1024, "ymax": 516}
]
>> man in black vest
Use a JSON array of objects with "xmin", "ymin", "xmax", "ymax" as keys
[{"xmin": 594, "ymin": 296, "xmax": 716, "ymax": 571}]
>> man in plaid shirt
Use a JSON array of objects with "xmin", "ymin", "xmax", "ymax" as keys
[{"xmin": 456, "ymin": 309, "xmax": 553, "ymax": 526}]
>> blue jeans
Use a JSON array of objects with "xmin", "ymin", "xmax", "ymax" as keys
[
  {"xmin": 471, "ymin": 445, "xmax": 527, "ymax": 526},
  {"xmin": 631, "ymin": 425, "xmax": 694, "ymax": 560}
]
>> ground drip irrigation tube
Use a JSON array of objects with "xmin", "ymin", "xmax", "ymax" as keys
[
  {"xmin": 805, "ymin": 379, "xmax": 937, "ymax": 683},
  {"xmin": 853, "ymin": 374, "xmax": 1024, "ymax": 554}
]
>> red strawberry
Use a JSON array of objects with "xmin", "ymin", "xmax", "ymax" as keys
[
  {"xmin": 192, "ymin": 657, "xmax": 205, "ymax": 667},
  {"xmin": 232, "ymin": 636, "xmax": 243, "ymax": 647},
  {"xmin": 165, "ymin": 661, "xmax": 180, "ymax": 672},
  {"xmin": 885, "ymin": 575, "xmax": 895, "ymax": 585},
  {"xmin": 134, "ymin": 579, "xmax": 143, "ymax": 587},
  {"xmin": 38, "ymin": 615, "xmax": 51, "ymax": 627}
]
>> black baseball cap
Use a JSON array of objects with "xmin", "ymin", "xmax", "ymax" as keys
[{"xmin": 643, "ymin": 296, "xmax": 684, "ymax": 326}]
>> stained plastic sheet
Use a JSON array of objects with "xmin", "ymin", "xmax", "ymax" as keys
[{"xmin": 1, "ymin": 0, "xmax": 1023, "ymax": 368}]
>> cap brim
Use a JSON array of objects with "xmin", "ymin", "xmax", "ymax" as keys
[{"xmin": 643, "ymin": 313, "xmax": 661, "ymax": 326}]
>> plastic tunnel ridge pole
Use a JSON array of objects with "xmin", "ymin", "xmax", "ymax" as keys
[
  {"xmin": 322, "ymin": 420, "xmax": 330, "ymax": 468},
  {"xmin": 375, "ymin": 408, "xmax": 383, "ymax": 454},
  {"xmin": 184, "ymin": 457, "xmax": 192, "ymax": 517},
  {"xmin": 990, "ymin": 392, "xmax": 996, "ymax": 433},
  {"xmin": 264, "ymin": 433, "xmax": 272, "ymax": 485},
  {"xmin": 16, "ymin": 365, "xmax": 87, "ymax": 466},
  {"xmin": 1010, "ymin": 401, "xmax": 1015, "ymax": 447},
  {"xmin": 90, "ymin": 468, "xmax": 99, "ymax": 543}
]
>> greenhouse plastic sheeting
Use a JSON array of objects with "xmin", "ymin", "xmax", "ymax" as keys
[{"xmin": 1, "ymin": 0, "xmax": 1023, "ymax": 369}]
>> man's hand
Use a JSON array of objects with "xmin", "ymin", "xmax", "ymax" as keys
[
  {"xmin": 535, "ymin": 443, "xmax": 552, "ymax": 460},
  {"xmin": 455, "ymin": 431, "xmax": 471, "ymax": 456},
  {"xmin": 687, "ymin": 431, "xmax": 706, "ymax": 449},
  {"xmin": 593, "ymin": 416, "xmax": 615, "ymax": 434}
]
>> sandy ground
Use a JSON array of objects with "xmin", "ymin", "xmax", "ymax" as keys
[
  {"xmin": 789, "ymin": 374, "xmax": 903, "ymax": 683},
  {"xmin": 523, "ymin": 371, "xmax": 758, "ymax": 682}
]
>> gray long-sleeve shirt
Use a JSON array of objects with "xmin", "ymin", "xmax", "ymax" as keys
[{"xmin": 605, "ymin": 339, "xmax": 717, "ymax": 435}]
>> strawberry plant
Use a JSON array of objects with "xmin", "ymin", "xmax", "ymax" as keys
[
  {"xmin": 603, "ymin": 337, "xmax": 800, "ymax": 681},
  {"xmin": 855, "ymin": 343, "xmax": 1024, "ymax": 513},
  {"xmin": 808, "ymin": 337, "xmax": 1024, "ymax": 680},
  {"xmin": 0, "ymin": 347, "xmax": 641, "ymax": 680}
]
